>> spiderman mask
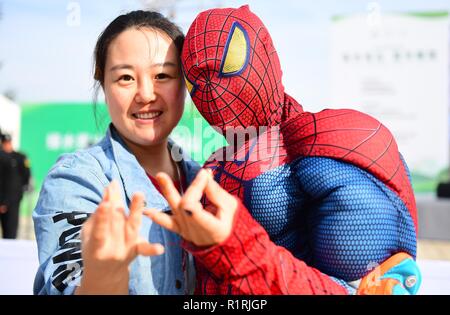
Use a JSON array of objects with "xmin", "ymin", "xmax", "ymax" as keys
[{"xmin": 182, "ymin": 5, "xmax": 301, "ymax": 134}]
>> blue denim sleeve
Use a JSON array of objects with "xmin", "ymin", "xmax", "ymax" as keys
[{"xmin": 32, "ymin": 153, "xmax": 108, "ymax": 295}]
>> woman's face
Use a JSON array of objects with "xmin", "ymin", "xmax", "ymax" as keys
[{"xmin": 104, "ymin": 27, "xmax": 185, "ymax": 147}]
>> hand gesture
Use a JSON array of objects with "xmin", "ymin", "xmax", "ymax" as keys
[
  {"xmin": 144, "ymin": 169, "xmax": 238, "ymax": 247},
  {"xmin": 77, "ymin": 181, "xmax": 164, "ymax": 294}
]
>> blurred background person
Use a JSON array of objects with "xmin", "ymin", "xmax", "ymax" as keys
[
  {"xmin": 0, "ymin": 130, "xmax": 14, "ymax": 232},
  {"xmin": 0, "ymin": 133, "xmax": 31, "ymax": 239}
]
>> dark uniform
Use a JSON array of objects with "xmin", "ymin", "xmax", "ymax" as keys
[
  {"xmin": 0, "ymin": 134, "xmax": 31, "ymax": 239},
  {"xmin": 0, "ymin": 150, "xmax": 13, "ymax": 207},
  {"xmin": 0, "ymin": 150, "xmax": 16, "ymax": 238}
]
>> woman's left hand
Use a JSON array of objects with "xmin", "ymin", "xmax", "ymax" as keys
[
  {"xmin": 144, "ymin": 169, "xmax": 238, "ymax": 247},
  {"xmin": 76, "ymin": 181, "xmax": 164, "ymax": 294}
]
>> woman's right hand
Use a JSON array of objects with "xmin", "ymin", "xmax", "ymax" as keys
[{"xmin": 76, "ymin": 181, "xmax": 164, "ymax": 294}]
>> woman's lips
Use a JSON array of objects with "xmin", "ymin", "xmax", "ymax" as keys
[{"xmin": 132, "ymin": 111, "xmax": 163, "ymax": 120}]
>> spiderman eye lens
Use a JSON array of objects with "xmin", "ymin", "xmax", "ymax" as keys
[
  {"xmin": 184, "ymin": 75, "xmax": 197, "ymax": 96},
  {"xmin": 219, "ymin": 22, "xmax": 250, "ymax": 77},
  {"xmin": 184, "ymin": 76, "xmax": 193, "ymax": 93}
]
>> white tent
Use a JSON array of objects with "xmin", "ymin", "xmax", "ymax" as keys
[{"xmin": 0, "ymin": 94, "xmax": 21, "ymax": 148}]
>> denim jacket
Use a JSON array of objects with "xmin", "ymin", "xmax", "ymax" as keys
[{"xmin": 32, "ymin": 124, "xmax": 200, "ymax": 295}]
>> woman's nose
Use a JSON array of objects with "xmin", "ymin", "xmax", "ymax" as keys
[{"xmin": 135, "ymin": 78, "xmax": 156, "ymax": 104}]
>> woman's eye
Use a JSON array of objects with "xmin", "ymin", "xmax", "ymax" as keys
[
  {"xmin": 155, "ymin": 73, "xmax": 170, "ymax": 80},
  {"xmin": 119, "ymin": 75, "xmax": 134, "ymax": 82}
]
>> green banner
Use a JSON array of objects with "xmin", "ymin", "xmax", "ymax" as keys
[{"xmin": 20, "ymin": 103, "xmax": 108, "ymax": 188}]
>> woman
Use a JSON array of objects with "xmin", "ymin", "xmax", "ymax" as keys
[{"xmin": 33, "ymin": 10, "xmax": 199, "ymax": 295}]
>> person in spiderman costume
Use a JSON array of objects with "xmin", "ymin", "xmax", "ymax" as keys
[{"xmin": 149, "ymin": 5, "xmax": 422, "ymax": 295}]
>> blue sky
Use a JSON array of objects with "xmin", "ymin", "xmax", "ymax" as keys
[{"xmin": 1, "ymin": 0, "xmax": 449, "ymax": 108}]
